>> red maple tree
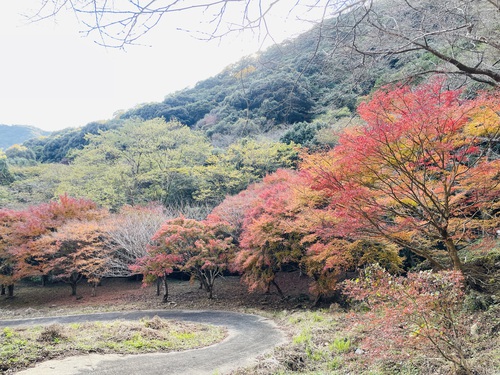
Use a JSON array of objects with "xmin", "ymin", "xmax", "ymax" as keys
[
  {"xmin": 132, "ymin": 216, "xmax": 234, "ymax": 300},
  {"xmin": 301, "ymin": 81, "xmax": 500, "ymax": 274}
]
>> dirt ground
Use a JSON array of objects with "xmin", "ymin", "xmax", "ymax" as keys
[{"xmin": 0, "ymin": 272, "xmax": 315, "ymax": 319}]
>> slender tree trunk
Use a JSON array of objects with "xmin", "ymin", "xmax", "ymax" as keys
[
  {"xmin": 69, "ymin": 272, "xmax": 80, "ymax": 296},
  {"xmin": 197, "ymin": 269, "xmax": 209, "ymax": 290},
  {"xmin": 156, "ymin": 277, "xmax": 162, "ymax": 296},
  {"xmin": 206, "ymin": 272, "xmax": 214, "ymax": 299},
  {"xmin": 312, "ymin": 275, "xmax": 322, "ymax": 307},
  {"xmin": 91, "ymin": 282, "xmax": 98, "ymax": 297},
  {"xmin": 444, "ymin": 237, "xmax": 463, "ymax": 272},
  {"xmin": 7, "ymin": 284, "xmax": 14, "ymax": 297},
  {"xmin": 198, "ymin": 273, "xmax": 207, "ymax": 290},
  {"xmin": 204, "ymin": 270, "xmax": 220, "ymax": 299},
  {"xmin": 207, "ymin": 286, "xmax": 213, "ymax": 299},
  {"xmin": 1, "ymin": 284, "xmax": 5, "ymax": 295},
  {"xmin": 312, "ymin": 294, "xmax": 322, "ymax": 307},
  {"xmin": 41, "ymin": 275, "xmax": 49, "ymax": 287},
  {"xmin": 271, "ymin": 279, "xmax": 284, "ymax": 299},
  {"xmin": 162, "ymin": 273, "xmax": 169, "ymax": 303}
]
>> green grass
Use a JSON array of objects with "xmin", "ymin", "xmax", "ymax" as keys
[
  {"xmin": 329, "ymin": 337, "xmax": 351, "ymax": 353},
  {"xmin": 0, "ymin": 316, "xmax": 226, "ymax": 373}
]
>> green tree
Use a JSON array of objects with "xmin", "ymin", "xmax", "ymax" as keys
[
  {"xmin": 8, "ymin": 163, "xmax": 68, "ymax": 207},
  {"xmin": 193, "ymin": 139, "xmax": 298, "ymax": 204},
  {"xmin": 57, "ymin": 118, "xmax": 213, "ymax": 209},
  {"xmin": 5, "ymin": 145, "xmax": 36, "ymax": 166},
  {"xmin": 0, "ymin": 151, "xmax": 13, "ymax": 186}
]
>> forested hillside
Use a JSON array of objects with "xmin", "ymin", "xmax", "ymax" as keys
[
  {"xmin": 1, "ymin": 0, "xmax": 497, "ymax": 209},
  {"xmin": 17, "ymin": 10, "xmax": 456, "ymax": 163},
  {"xmin": 1, "ymin": 2, "xmax": 499, "ymax": 374},
  {"xmin": 19, "ymin": 0, "xmax": 498, "ymax": 164},
  {"xmin": 18, "ymin": 15, "xmax": 375, "ymax": 162},
  {"xmin": 0, "ymin": 13, "xmax": 383, "ymax": 208},
  {"xmin": 0, "ymin": 125, "xmax": 50, "ymax": 150}
]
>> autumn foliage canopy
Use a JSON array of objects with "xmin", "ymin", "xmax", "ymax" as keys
[
  {"xmin": 301, "ymin": 81, "xmax": 500, "ymax": 273},
  {"xmin": 1, "ymin": 80, "xmax": 498, "ymax": 306}
]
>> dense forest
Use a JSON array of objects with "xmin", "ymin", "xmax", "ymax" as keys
[{"xmin": 1, "ymin": 1, "xmax": 499, "ymax": 373}]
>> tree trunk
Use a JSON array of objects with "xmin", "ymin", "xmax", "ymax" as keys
[
  {"xmin": 91, "ymin": 282, "xmax": 97, "ymax": 297},
  {"xmin": 265, "ymin": 282, "xmax": 271, "ymax": 294},
  {"xmin": 41, "ymin": 275, "xmax": 49, "ymax": 287},
  {"xmin": 162, "ymin": 273, "xmax": 169, "ymax": 303},
  {"xmin": 312, "ymin": 294, "xmax": 322, "ymax": 307},
  {"xmin": 207, "ymin": 286, "xmax": 213, "ymax": 299},
  {"xmin": 7, "ymin": 284, "xmax": 14, "ymax": 298},
  {"xmin": 156, "ymin": 277, "xmax": 162, "ymax": 296},
  {"xmin": 444, "ymin": 237, "xmax": 463, "ymax": 272},
  {"xmin": 197, "ymin": 269, "xmax": 209, "ymax": 291},
  {"xmin": 1, "ymin": 285, "xmax": 5, "ymax": 295},
  {"xmin": 271, "ymin": 279, "xmax": 285, "ymax": 299},
  {"xmin": 68, "ymin": 272, "xmax": 82, "ymax": 296}
]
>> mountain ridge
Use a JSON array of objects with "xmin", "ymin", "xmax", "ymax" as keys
[{"xmin": 0, "ymin": 124, "xmax": 50, "ymax": 151}]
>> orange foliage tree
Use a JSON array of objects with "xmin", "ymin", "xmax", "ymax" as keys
[
  {"xmin": 0, "ymin": 209, "xmax": 23, "ymax": 296},
  {"xmin": 301, "ymin": 81, "xmax": 500, "ymax": 274},
  {"xmin": 212, "ymin": 169, "xmax": 401, "ymax": 302},
  {"xmin": 38, "ymin": 218, "xmax": 110, "ymax": 296},
  {"xmin": 10, "ymin": 195, "xmax": 108, "ymax": 295}
]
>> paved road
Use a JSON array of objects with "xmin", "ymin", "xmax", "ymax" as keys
[{"xmin": 0, "ymin": 310, "xmax": 285, "ymax": 375}]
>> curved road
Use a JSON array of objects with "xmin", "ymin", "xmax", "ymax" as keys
[{"xmin": 0, "ymin": 310, "xmax": 285, "ymax": 375}]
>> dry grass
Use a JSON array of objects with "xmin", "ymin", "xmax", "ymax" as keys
[
  {"xmin": 232, "ymin": 305, "xmax": 500, "ymax": 375},
  {"xmin": 0, "ymin": 273, "xmax": 313, "ymax": 319},
  {"xmin": 0, "ymin": 316, "xmax": 225, "ymax": 373}
]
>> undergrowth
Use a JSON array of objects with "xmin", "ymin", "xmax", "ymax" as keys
[{"xmin": 232, "ymin": 301, "xmax": 499, "ymax": 375}]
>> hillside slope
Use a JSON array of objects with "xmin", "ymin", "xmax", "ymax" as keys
[
  {"xmin": 0, "ymin": 125, "xmax": 50, "ymax": 150},
  {"xmin": 22, "ymin": 0, "xmax": 496, "ymax": 162},
  {"xmin": 23, "ymin": 16, "xmax": 394, "ymax": 161}
]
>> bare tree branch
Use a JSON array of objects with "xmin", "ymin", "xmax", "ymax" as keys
[{"xmin": 29, "ymin": 0, "xmax": 500, "ymax": 84}]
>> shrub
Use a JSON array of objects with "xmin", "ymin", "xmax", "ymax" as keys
[{"xmin": 343, "ymin": 265, "xmax": 474, "ymax": 374}]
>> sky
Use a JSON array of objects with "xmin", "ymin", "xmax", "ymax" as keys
[{"xmin": 0, "ymin": 1, "xmax": 324, "ymax": 132}]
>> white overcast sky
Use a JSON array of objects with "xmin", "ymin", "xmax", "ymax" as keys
[{"xmin": 0, "ymin": 1, "xmax": 324, "ymax": 132}]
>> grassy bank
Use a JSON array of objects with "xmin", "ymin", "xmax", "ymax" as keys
[
  {"xmin": 235, "ymin": 305, "xmax": 499, "ymax": 375},
  {"xmin": 0, "ymin": 316, "xmax": 225, "ymax": 373}
]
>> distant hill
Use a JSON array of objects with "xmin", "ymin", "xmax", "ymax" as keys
[
  {"xmin": 21, "ymin": 2, "xmax": 494, "ymax": 162},
  {"xmin": 0, "ymin": 125, "xmax": 50, "ymax": 150},
  {"xmin": 23, "ymin": 16, "xmax": 393, "ymax": 162}
]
